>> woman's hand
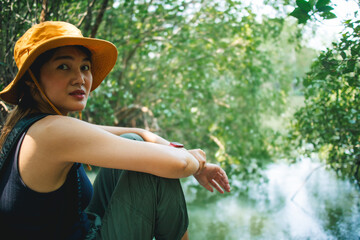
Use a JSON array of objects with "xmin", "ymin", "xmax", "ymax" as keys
[{"xmin": 194, "ymin": 163, "xmax": 231, "ymax": 193}]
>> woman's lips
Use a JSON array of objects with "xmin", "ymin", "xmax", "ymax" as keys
[{"xmin": 69, "ymin": 90, "xmax": 85, "ymax": 99}]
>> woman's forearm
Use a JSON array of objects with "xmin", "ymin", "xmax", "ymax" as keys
[
  {"xmin": 95, "ymin": 125, "xmax": 170, "ymax": 145},
  {"xmin": 92, "ymin": 123, "xmax": 205, "ymax": 177}
]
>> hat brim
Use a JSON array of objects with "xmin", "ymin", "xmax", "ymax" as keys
[{"xmin": 0, "ymin": 36, "xmax": 118, "ymax": 105}]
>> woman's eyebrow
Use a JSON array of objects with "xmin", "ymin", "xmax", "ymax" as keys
[{"xmin": 53, "ymin": 55, "xmax": 91, "ymax": 62}]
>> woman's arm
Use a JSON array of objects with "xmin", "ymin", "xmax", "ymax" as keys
[
  {"xmin": 94, "ymin": 123, "xmax": 230, "ymax": 193},
  {"xmin": 30, "ymin": 116, "xmax": 204, "ymax": 179},
  {"xmin": 95, "ymin": 125, "xmax": 170, "ymax": 145}
]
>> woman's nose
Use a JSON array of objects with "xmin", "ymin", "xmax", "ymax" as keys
[{"xmin": 72, "ymin": 69, "xmax": 85, "ymax": 86}]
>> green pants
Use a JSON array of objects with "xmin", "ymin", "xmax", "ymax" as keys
[{"xmin": 86, "ymin": 133, "xmax": 189, "ymax": 240}]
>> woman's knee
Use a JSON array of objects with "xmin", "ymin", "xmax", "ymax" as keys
[
  {"xmin": 107, "ymin": 172, "xmax": 188, "ymax": 240},
  {"xmin": 154, "ymin": 177, "xmax": 189, "ymax": 240},
  {"xmin": 104, "ymin": 171, "xmax": 187, "ymax": 217},
  {"xmin": 119, "ymin": 133, "xmax": 144, "ymax": 141}
]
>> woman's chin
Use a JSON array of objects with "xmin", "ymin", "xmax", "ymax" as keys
[{"xmin": 61, "ymin": 104, "xmax": 87, "ymax": 115}]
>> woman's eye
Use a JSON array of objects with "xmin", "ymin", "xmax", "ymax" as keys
[
  {"xmin": 57, "ymin": 64, "xmax": 69, "ymax": 70},
  {"xmin": 82, "ymin": 65, "xmax": 91, "ymax": 71}
]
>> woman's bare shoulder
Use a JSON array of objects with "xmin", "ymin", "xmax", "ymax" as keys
[
  {"xmin": 31, "ymin": 115, "xmax": 82, "ymax": 127},
  {"xmin": 29, "ymin": 115, "xmax": 95, "ymax": 137},
  {"xmin": 26, "ymin": 115, "xmax": 121, "ymax": 163},
  {"xmin": 26, "ymin": 115, "xmax": 103, "ymax": 153}
]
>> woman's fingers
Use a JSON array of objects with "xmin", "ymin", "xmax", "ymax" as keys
[
  {"xmin": 211, "ymin": 174, "xmax": 230, "ymax": 193},
  {"xmin": 213, "ymin": 168, "xmax": 231, "ymax": 192},
  {"xmin": 210, "ymin": 179, "xmax": 224, "ymax": 194},
  {"xmin": 220, "ymin": 176, "xmax": 231, "ymax": 192},
  {"xmin": 202, "ymin": 182, "xmax": 214, "ymax": 192},
  {"xmin": 193, "ymin": 160, "xmax": 231, "ymax": 193},
  {"xmin": 219, "ymin": 171, "xmax": 231, "ymax": 192}
]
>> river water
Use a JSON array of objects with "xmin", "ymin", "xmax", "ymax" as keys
[
  {"xmin": 184, "ymin": 157, "xmax": 360, "ymax": 240},
  {"xmin": 86, "ymin": 157, "xmax": 360, "ymax": 239}
]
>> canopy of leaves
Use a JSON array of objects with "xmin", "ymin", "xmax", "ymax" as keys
[
  {"xmin": 0, "ymin": 0, "xmax": 316, "ymax": 192},
  {"xmin": 290, "ymin": 19, "xmax": 360, "ymax": 185},
  {"xmin": 84, "ymin": 1, "xmax": 311, "ymax": 189}
]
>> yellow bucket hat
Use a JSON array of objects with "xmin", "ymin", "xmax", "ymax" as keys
[{"xmin": 0, "ymin": 21, "xmax": 118, "ymax": 105}]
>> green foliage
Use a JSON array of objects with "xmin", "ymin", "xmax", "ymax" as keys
[
  {"xmin": 289, "ymin": 0, "xmax": 336, "ymax": 24},
  {"xmin": 81, "ymin": 1, "xmax": 311, "ymax": 190},
  {"xmin": 290, "ymin": 19, "xmax": 360, "ymax": 184},
  {"xmin": 0, "ymin": 0, "xmax": 40, "ymax": 88},
  {"xmin": 1, "ymin": 0, "xmax": 315, "ymax": 193}
]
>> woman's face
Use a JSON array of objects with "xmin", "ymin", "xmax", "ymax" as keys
[{"xmin": 39, "ymin": 46, "xmax": 92, "ymax": 115}]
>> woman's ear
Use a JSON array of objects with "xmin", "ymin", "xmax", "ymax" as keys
[{"xmin": 24, "ymin": 79, "xmax": 36, "ymax": 90}]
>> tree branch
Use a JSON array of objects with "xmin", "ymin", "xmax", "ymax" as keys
[
  {"xmin": 77, "ymin": 0, "xmax": 96, "ymax": 29},
  {"xmin": 40, "ymin": 0, "xmax": 48, "ymax": 23},
  {"xmin": 90, "ymin": 0, "xmax": 109, "ymax": 38}
]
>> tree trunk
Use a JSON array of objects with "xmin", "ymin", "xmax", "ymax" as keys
[{"xmin": 90, "ymin": 0, "xmax": 109, "ymax": 38}]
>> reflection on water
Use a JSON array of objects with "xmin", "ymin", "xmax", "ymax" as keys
[{"xmin": 185, "ymin": 158, "xmax": 360, "ymax": 240}]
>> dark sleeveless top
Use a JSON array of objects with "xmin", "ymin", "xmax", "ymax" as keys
[{"xmin": 0, "ymin": 131, "xmax": 94, "ymax": 240}]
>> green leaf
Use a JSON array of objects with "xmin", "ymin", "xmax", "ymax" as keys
[
  {"xmin": 309, "ymin": 0, "xmax": 316, "ymax": 7},
  {"xmin": 315, "ymin": 0, "xmax": 331, "ymax": 9},
  {"xmin": 317, "ymin": 5, "xmax": 334, "ymax": 12},
  {"xmin": 290, "ymin": 8, "xmax": 311, "ymax": 24},
  {"xmin": 351, "ymin": 45, "xmax": 360, "ymax": 56},
  {"xmin": 320, "ymin": 11, "xmax": 337, "ymax": 19},
  {"xmin": 346, "ymin": 59, "xmax": 356, "ymax": 72},
  {"xmin": 296, "ymin": 0, "xmax": 312, "ymax": 12},
  {"xmin": 340, "ymin": 51, "xmax": 346, "ymax": 60}
]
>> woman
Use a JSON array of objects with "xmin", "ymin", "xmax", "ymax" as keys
[{"xmin": 0, "ymin": 21, "xmax": 230, "ymax": 240}]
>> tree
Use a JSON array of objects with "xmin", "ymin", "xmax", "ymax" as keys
[
  {"xmin": 81, "ymin": 0, "xmax": 313, "ymax": 190},
  {"xmin": 289, "ymin": 19, "xmax": 360, "ymax": 185},
  {"xmin": 1, "ymin": 0, "xmax": 313, "ymax": 191}
]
